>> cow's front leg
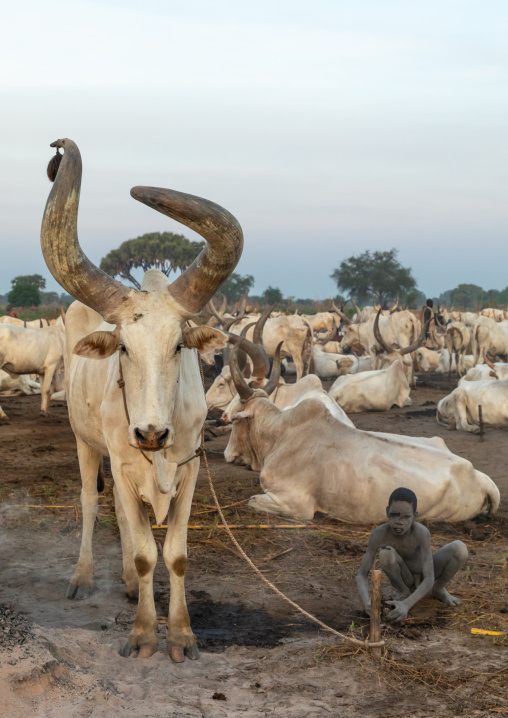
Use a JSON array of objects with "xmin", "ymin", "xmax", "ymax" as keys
[
  {"xmin": 114, "ymin": 482, "xmax": 158, "ymax": 658},
  {"xmin": 39, "ymin": 364, "xmax": 57, "ymax": 416},
  {"xmin": 113, "ymin": 485, "xmax": 138, "ymax": 599},
  {"xmin": 68, "ymin": 438, "xmax": 101, "ymax": 599},
  {"xmin": 163, "ymin": 462, "xmax": 199, "ymax": 663}
]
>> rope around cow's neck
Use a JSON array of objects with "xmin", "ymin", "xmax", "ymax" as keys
[
  {"xmin": 117, "ymin": 353, "xmax": 204, "ymax": 469},
  {"xmin": 196, "ymin": 352, "xmax": 384, "ymax": 652}
]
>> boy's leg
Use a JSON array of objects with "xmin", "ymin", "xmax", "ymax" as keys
[
  {"xmin": 379, "ymin": 546, "xmax": 414, "ymax": 599},
  {"xmin": 432, "ymin": 540, "xmax": 468, "ymax": 605}
]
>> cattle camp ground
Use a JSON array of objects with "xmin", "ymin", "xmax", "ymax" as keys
[{"xmin": 0, "ymin": 369, "xmax": 507, "ymax": 717}]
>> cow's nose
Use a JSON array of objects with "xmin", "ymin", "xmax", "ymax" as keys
[
  {"xmin": 221, "ymin": 412, "xmax": 231, "ymax": 424},
  {"xmin": 134, "ymin": 428, "xmax": 170, "ymax": 450}
]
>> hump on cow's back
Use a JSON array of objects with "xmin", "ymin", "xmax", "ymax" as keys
[
  {"xmin": 286, "ymin": 397, "xmax": 336, "ymax": 426},
  {"xmin": 140, "ymin": 269, "xmax": 170, "ymax": 292}
]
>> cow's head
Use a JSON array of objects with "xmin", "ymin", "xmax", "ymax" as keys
[
  {"xmin": 224, "ymin": 341, "xmax": 282, "ymax": 468},
  {"xmin": 373, "ymin": 309, "xmax": 430, "ymax": 376},
  {"xmin": 41, "ymin": 139, "xmax": 242, "ymax": 452}
]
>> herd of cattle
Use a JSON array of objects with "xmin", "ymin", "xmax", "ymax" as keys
[{"xmin": 0, "ymin": 137, "xmax": 504, "ymax": 662}]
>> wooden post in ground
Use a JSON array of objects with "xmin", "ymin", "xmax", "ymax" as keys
[
  {"xmin": 478, "ymin": 404, "xmax": 484, "ymax": 442},
  {"xmin": 370, "ymin": 569, "xmax": 382, "ymax": 658}
]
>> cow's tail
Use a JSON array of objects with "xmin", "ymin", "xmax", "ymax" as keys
[{"xmin": 302, "ymin": 319, "xmax": 314, "ymax": 376}]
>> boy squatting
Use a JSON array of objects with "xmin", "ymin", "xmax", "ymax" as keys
[{"xmin": 357, "ymin": 487, "xmax": 468, "ymax": 622}]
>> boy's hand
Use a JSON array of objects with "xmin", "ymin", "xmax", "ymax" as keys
[{"xmin": 386, "ymin": 600, "xmax": 409, "ymax": 622}]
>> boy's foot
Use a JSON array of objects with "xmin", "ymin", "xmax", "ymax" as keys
[{"xmin": 432, "ymin": 587, "xmax": 461, "ymax": 606}]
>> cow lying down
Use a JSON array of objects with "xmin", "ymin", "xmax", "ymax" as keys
[
  {"xmin": 329, "ymin": 360, "xmax": 411, "ymax": 413},
  {"xmin": 437, "ymin": 380, "xmax": 508, "ymax": 433},
  {"xmin": 225, "ymin": 344, "xmax": 499, "ymax": 523}
]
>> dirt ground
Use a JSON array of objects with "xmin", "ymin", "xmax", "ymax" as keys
[{"xmin": 0, "ymin": 372, "xmax": 507, "ymax": 718}]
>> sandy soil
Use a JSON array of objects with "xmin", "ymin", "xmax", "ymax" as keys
[{"xmin": 0, "ymin": 373, "xmax": 507, "ymax": 718}]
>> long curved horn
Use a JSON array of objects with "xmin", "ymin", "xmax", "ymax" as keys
[
  {"xmin": 373, "ymin": 309, "xmax": 395, "ymax": 354},
  {"xmin": 399, "ymin": 318, "xmax": 432, "ymax": 355},
  {"xmin": 351, "ymin": 299, "xmax": 362, "ymax": 316},
  {"xmin": 218, "ymin": 292, "xmax": 227, "ymax": 315},
  {"xmin": 261, "ymin": 342, "xmax": 283, "ymax": 396},
  {"xmin": 131, "ymin": 185, "xmax": 243, "ymax": 314},
  {"xmin": 59, "ymin": 302, "xmax": 66, "ymax": 325},
  {"xmin": 221, "ymin": 316, "xmax": 242, "ymax": 331},
  {"xmin": 227, "ymin": 330, "xmax": 269, "ymax": 380},
  {"xmin": 41, "ymin": 139, "xmax": 132, "ymax": 322},
  {"xmin": 229, "ymin": 342, "xmax": 254, "ymax": 402},
  {"xmin": 389, "ymin": 296, "xmax": 399, "ymax": 313},
  {"xmin": 253, "ymin": 304, "xmax": 274, "ymax": 347},
  {"xmin": 372, "ymin": 297, "xmax": 381, "ymax": 312}
]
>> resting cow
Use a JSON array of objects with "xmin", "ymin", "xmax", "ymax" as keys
[
  {"xmin": 225, "ymin": 345, "xmax": 499, "ymax": 522},
  {"xmin": 437, "ymin": 380, "xmax": 508, "ymax": 433}
]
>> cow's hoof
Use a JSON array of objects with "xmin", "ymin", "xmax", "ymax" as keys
[
  {"xmin": 40, "ymin": 411, "xmax": 49, "ymax": 418},
  {"xmin": 138, "ymin": 644, "xmax": 158, "ymax": 658},
  {"xmin": 184, "ymin": 643, "xmax": 200, "ymax": 661},
  {"xmin": 66, "ymin": 582, "xmax": 93, "ymax": 600},
  {"xmin": 167, "ymin": 644, "xmax": 185, "ymax": 663},
  {"xmin": 120, "ymin": 641, "xmax": 133, "ymax": 657},
  {"xmin": 125, "ymin": 587, "xmax": 139, "ymax": 603}
]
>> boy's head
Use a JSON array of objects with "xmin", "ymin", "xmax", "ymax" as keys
[{"xmin": 386, "ymin": 487, "xmax": 418, "ymax": 535}]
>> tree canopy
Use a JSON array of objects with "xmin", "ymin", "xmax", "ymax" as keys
[
  {"xmin": 100, "ymin": 232, "xmax": 205, "ymax": 290},
  {"xmin": 331, "ymin": 249, "xmax": 417, "ymax": 305},
  {"xmin": 8, "ymin": 283, "xmax": 41, "ymax": 307},
  {"xmin": 263, "ymin": 286, "xmax": 283, "ymax": 305},
  {"xmin": 11, "ymin": 274, "xmax": 46, "ymax": 291},
  {"xmin": 217, "ymin": 272, "xmax": 255, "ymax": 303}
]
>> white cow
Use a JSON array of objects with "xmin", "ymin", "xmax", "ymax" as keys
[
  {"xmin": 459, "ymin": 359, "xmax": 508, "ymax": 384},
  {"xmin": 0, "ymin": 324, "xmax": 65, "ymax": 417},
  {"xmin": 40, "ymin": 138, "xmax": 242, "ymax": 663},
  {"xmin": 224, "ymin": 349, "xmax": 499, "ymax": 522},
  {"xmin": 472, "ymin": 317, "xmax": 508, "ymax": 365},
  {"xmin": 445, "ymin": 322, "xmax": 471, "ymax": 375},
  {"xmin": 329, "ymin": 361, "xmax": 411, "ymax": 413},
  {"xmin": 437, "ymin": 380, "xmax": 508, "ymax": 433}
]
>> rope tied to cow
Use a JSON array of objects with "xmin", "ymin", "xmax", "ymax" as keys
[{"xmin": 196, "ymin": 351, "xmax": 385, "ymax": 653}]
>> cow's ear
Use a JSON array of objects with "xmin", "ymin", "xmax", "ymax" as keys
[
  {"xmin": 183, "ymin": 326, "xmax": 228, "ymax": 354},
  {"xmin": 232, "ymin": 410, "xmax": 251, "ymax": 421},
  {"xmin": 74, "ymin": 329, "xmax": 120, "ymax": 359}
]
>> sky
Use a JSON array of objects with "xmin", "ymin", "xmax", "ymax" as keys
[{"xmin": 1, "ymin": 0, "xmax": 507, "ymax": 301}]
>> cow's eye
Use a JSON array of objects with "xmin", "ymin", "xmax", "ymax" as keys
[
  {"xmin": 119, "ymin": 344, "xmax": 128, "ymax": 355},
  {"xmin": 174, "ymin": 344, "xmax": 182, "ymax": 355}
]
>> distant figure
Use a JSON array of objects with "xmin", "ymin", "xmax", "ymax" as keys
[{"xmin": 423, "ymin": 299, "xmax": 434, "ymax": 340}]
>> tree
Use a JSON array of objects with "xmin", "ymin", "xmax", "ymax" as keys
[
  {"xmin": 217, "ymin": 272, "xmax": 255, "ymax": 303},
  {"xmin": 100, "ymin": 233, "xmax": 205, "ymax": 290},
  {"xmin": 330, "ymin": 249, "xmax": 417, "ymax": 305},
  {"xmin": 8, "ymin": 283, "xmax": 41, "ymax": 307},
  {"xmin": 11, "ymin": 274, "xmax": 46, "ymax": 291},
  {"xmin": 445, "ymin": 284, "xmax": 484, "ymax": 311},
  {"xmin": 263, "ymin": 286, "xmax": 283, "ymax": 305}
]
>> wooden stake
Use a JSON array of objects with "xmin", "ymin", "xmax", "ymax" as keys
[
  {"xmin": 478, "ymin": 404, "xmax": 484, "ymax": 441},
  {"xmin": 370, "ymin": 569, "xmax": 382, "ymax": 659}
]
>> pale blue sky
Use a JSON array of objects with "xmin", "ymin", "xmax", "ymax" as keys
[{"xmin": 1, "ymin": 0, "xmax": 506, "ymax": 300}]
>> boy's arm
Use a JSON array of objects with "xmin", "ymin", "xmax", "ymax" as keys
[
  {"xmin": 387, "ymin": 527, "xmax": 434, "ymax": 621},
  {"xmin": 356, "ymin": 530, "xmax": 382, "ymax": 613}
]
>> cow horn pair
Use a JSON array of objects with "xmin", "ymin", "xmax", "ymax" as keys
[
  {"xmin": 373, "ymin": 309, "xmax": 430, "ymax": 356},
  {"xmin": 226, "ymin": 304, "xmax": 273, "ymax": 384},
  {"xmin": 229, "ymin": 340, "xmax": 282, "ymax": 402},
  {"xmin": 41, "ymin": 139, "xmax": 243, "ymax": 323}
]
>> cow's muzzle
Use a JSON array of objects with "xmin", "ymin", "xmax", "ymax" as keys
[{"xmin": 134, "ymin": 427, "xmax": 173, "ymax": 451}]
